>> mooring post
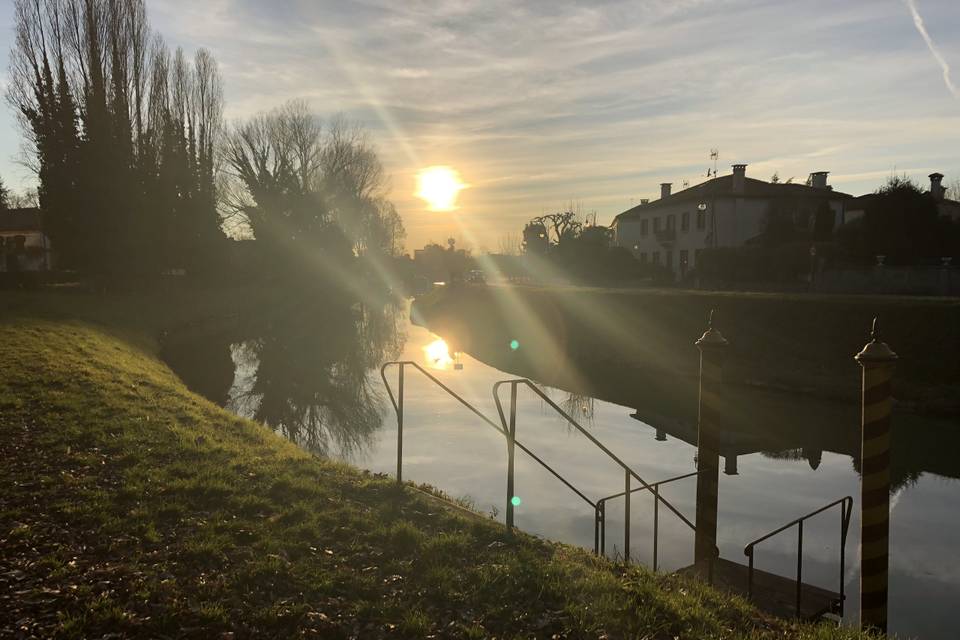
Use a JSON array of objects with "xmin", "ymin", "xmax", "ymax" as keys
[
  {"xmin": 694, "ymin": 310, "xmax": 728, "ymax": 581},
  {"xmin": 396, "ymin": 363, "xmax": 404, "ymax": 484},
  {"xmin": 855, "ymin": 318, "xmax": 897, "ymax": 634}
]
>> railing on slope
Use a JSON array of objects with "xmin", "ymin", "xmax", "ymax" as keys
[
  {"xmin": 595, "ymin": 470, "xmax": 699, "ymax": 571},
  {"xmin": 492, "ymin": 378, "xmax": 698, "ymax": 566},
  {"xmin": 743, "ymin": 496, "xmax": 853, "ymax": 618},
  {"xmin": 381, "ymin": 361, "xmax": 604, "ymax": 548},
  {"xmin": 380, "ymin": 361, "xmax": 505, "ymax": 483}
]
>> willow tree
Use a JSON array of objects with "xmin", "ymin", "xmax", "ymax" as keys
[{"xmin": 224, "ymin": 101, "xmax": 406, "ymax": 281}]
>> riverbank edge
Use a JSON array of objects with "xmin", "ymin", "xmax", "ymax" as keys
[
  {"xmin": 414, "ymin": 284, "xmax": 960, "ymax": 416},
  {"xmin": 0, "ymin": 289, "xmax": 876, "ymax": 639}
]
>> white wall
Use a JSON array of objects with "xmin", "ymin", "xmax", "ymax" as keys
[
  {"xmin": 614, "ymin": 201, "xmax": 713, "ymax": 275},
  {"xmin": 614, "ymin": 194, "xmax": 848, "ymax": 279}
]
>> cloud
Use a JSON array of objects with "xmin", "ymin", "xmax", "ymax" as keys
[
  {"xmin": 903, "ymin": 0, "xmax": 959, "ymax": 99},
  {"xmin": 2, "ymin": 0, "xmax": 960, "ymax": 249}
]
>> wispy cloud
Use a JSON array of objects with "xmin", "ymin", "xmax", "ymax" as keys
[{"xmin": 903, "ymin": 0, "xmax": 959, "ymax": 98}]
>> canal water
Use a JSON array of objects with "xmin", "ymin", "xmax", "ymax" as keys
[{"xmin": 163, "ymin": 298, "xmax": 960, "ymax": 639}]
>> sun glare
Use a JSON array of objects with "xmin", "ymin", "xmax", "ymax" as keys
[
  {"xmin": 423, "ymin": 338, "xmax": 454, "ymax": 369},
  {"xmin": 415, "ymin": 166, "xmax": 465, "ymax": 211}
]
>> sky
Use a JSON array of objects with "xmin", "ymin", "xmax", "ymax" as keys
[{"xmin": 1, "ymin": 0, "xmax": 959, "ymax": 252}]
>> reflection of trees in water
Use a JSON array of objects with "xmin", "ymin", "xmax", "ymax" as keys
[
  {"xmin": 561, "ymin": 392, "xmax": 595, "ymax": 425},
  {"xmin": 762, "ymin": 446, "xmax": 923, "ymax": 492},
  {"xmin": 229, "ymin": 299, "xmax": 405, "ymax": 458},
  {"xmin": 762, "ymin": 447, "xmax": 824, "ymax": 470},
  {"xmin": 534, "ymin": 386, "xmax": 595, "ymax": 430}
]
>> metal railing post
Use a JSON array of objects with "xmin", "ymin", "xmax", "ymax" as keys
[
  {"xmin": 840, "ymin": 498, "xmax": 849, "ymax": 615},
  {"xmin": 747, "ymin": 552, "xmax": 754, "ymax": 599},
  {"xmin": 653, "ymin": 484, "xmax": 660, "ymax": 572},
  {"xmin": 600, "ymin": 501, "xmax": 606, "ymax": 555},
  {"xmin": 506, "ymin": 381, "xmax": 518, "ymax": 533},
  {"xmin": 594, "ymin": 506, "xmax": 601, "ymax": 555},
  {"xmin": 796, "ymin": 519, "xmax": 804, "ymax": 617},
  {"xmin": 624, "ymin": 469, "xmax": 631, "ymax": 564},
  {"xmin": 397, "ymin": 363, "xmax": 404, "ymax": 484}
]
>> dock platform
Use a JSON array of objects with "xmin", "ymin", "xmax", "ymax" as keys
[{"xmin": 676, "ymin": 558, "xmax": 842, "ymax": 620}]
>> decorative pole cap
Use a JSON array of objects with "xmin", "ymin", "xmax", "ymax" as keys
[
  {"xmin": 696, "ymin": 309, "xmax": 729, "ymax": 348},
  {"xmin": 855, "ymin": 317, "xmax": 898, "ymax": 363}
]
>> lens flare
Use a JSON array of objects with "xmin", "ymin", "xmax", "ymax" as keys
[
  {"xmin": 509, "ymin": 339, "xmax": 520, "ymax": 351},
  {"xmin": 415, "ymin": 166, "xmax": 466, "ymax": 211},
  {"xmin": 511, "ymin": 496, "xmax": 522, "ymax": 507}
]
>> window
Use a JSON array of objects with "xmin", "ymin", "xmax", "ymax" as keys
[
  {"xmin": 640, "ymin": 219, "xmax": 649, "ymax": 236},
  {"xmin": 695, "ymin": 248, "xmax": 703, "ymax": 267},
  {"xmin": 696, "ymin": 210, "xmax": 706, "ymax": 231},
  {"xmin": 654, "ymin": 217, "xmax": 662, "ymax": 232},
  {"xmin": 681, "ymin": 211, "xmax": 689, "ymax": 232},
  {"xmin": 640, "ymin": 252, "xmax": 648, "ymax": 264},
  {"xmin": 680, "ymin": 249, "xmax": 689, "ymax": 268},
  {"xmin": 667, "ymin": 214, "xmax": 675, "ymax": 231},
  {"xmin": 652, "ymin": 251, "xmax": 660, "ymax": 265},
  {"xmin": 665, "ymin": 250, "xmax": 673, "ymax": 269}
]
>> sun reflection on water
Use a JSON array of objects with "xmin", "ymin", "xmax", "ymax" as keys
[{"xmin": 423, "ymin": 338, "xmax": 454, "ymax": 369}]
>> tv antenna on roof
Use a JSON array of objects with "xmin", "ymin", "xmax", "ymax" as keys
[{"xmin": 710, "ymin": 148, "xmax": 719, "ymax": 177}]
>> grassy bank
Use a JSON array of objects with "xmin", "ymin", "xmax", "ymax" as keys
[
  {"xmin": 416, "ymin": 284, "xmax": 960, "ymax": 414},
  {"xmin": 0, "ymin": 290, "xmax": 873, "ymax": 638}
]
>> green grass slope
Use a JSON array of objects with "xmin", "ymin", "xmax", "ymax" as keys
[{"xmin": 0, "ymin": 294, "xmax": 874, "ymax": 638}]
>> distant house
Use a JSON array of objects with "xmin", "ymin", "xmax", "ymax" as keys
[
  {"xmin": 844, "ymin": 173, "xmax": 960, "ymax": 224},
  {"xmin": 611, "ymin": 165, "xmax": 852, "ymax": 279},
  {"xmin": 0, "ymin": 207, "xmax": 52, "ymax": 272}
]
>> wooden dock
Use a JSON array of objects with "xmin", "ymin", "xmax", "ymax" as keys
[{"xmin": 676, "ymin": 558, "xmax": 842, "ymax": 620}]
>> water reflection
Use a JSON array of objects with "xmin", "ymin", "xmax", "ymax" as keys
[
  {"xmin": 164, "ymin": 295, "xmax": 405, "ymax": 458},
  {"xmin": 435, "ymin": 315, "xmax": 960, "ymax": 491},
  {"xmin": 163, "ymin": 298, "xmax": 960, "ymax": 638}
]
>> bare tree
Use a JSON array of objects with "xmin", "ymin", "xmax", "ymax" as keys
[
  {"xmin": 533, "ymin": 210, "xmax": 583, "ymax": 245},
  {"xmin": 947, "ymin": 178, "xmax": 960, "ymax": 202},
  {"xmin": 225, "ymin": 101, "xmax": 405, "ymax": 259}
]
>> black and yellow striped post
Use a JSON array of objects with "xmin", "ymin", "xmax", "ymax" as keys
[
  {"xmin": 855, "ymin": 318, "xmax": 897, "ymax": 633},
  {"xmin": 694, "ymin": 310, "xmax": 728, "ymax": 580}
]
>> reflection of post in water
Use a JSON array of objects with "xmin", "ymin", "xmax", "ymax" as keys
[
  {"xmin": 855, "ymin": 319, "xmax": 897, "ymax": 634},
  {"xmin": 694, "ymin": 311, "xmax": 729, "ymax": 578}
]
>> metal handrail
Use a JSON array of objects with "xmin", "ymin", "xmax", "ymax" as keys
[
  {"xmin": 743, "ymin": 496, "xmax": 853, "ymax": 618},
  {"xmin": 493, "ymin": 378, "xmax": 698, "ymax": 565},
  {"xmin": 595, "ymin": 470, "xmax": 700, "ymax": 571},
  {"xmin": 380, "ymin": 361, "xmax": 596, "ymax": 516},
  {"xmin": 380, "ymin": 361, "xmax": 505, "ymax": 483}
]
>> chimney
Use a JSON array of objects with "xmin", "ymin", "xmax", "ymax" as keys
[
  {"xmin": 724, "ymin": 455, "xmax": 739, "ymax": 476},
  {"xmin": 929, "ymin": 172, "xmax": 945, "ymax": 201},
  {"xmin": 731, "ymin": 164, "xmax": 747, "ymax": 194},
  {"xmin": 640, "ymin": 198, "xmax": 650, "ymax": 205},
  {"xmin": 809, "ymin": 171, "xmax": 829, "ymax": 189},
  {"xmin": 660, "ymin": 183, "xmax": 672, "ymax": 200}
]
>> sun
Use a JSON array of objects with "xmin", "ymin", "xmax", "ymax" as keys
[{"xmin": 415, "ymin": 166, "xmax": 465, "ymax": 211}]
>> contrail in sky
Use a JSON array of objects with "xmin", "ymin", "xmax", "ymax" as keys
[{"xmin": 903, "ymin": 0, "xmax": 959, "ymax": 98}]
